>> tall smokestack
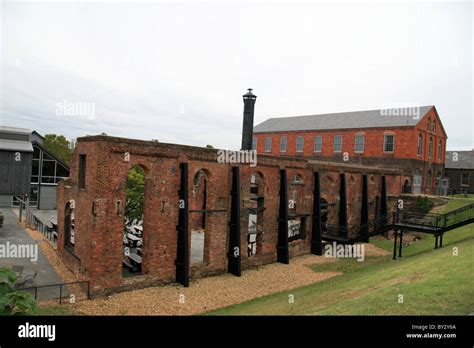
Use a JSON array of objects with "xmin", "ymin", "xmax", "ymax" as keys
[{"xmin": 241, "ymin": 88, "xmax": 257, "ymax": 150}]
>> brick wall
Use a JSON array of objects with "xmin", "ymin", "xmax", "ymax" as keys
[
  {"xmin": 57, "ymin": 135, "xmax": 403, "ymax": 295},
  {"xmin": 253, "ymin": 108, "xmax": 447, "ymax": 193}
]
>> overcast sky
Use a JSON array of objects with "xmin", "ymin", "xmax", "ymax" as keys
[{"xmin": 1, "ymin": 0, "xmax": 472, "ymax": 150}]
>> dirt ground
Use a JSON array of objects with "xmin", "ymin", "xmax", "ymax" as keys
[{"xmin": 19, "ymin": 212, "xmax": 389, "ymax": 316}]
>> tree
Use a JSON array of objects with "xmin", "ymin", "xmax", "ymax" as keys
[
  {"xmin": 0, "ymin": 268, "xmax": 37, "ymax": 315},
  {"xmin": 125, "ymin": 165, "xmax": 145, "ymax": 226},
  {"xmin": 43, "ymin": 134, "xmax": 72, "ymax": 165}
]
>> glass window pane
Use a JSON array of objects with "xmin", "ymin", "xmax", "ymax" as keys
[{"xmin": 41, "ymin": 159, "xmax": 56, "ymax": 177}]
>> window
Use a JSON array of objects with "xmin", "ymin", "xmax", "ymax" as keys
[
  {"xmin": 417, "ymin": 134, "xmax": 423, "ymax": 157},
  {"xmin": 279, "ymin": 137, "xmax": 287, "ymax": 152},
  {"xmin": 314, "ymin": 136, "xmax": 322, "ymax": 153},
  {"xmin": 264, "ymin": 137, "xmax": 272, "ymax": 152},
  {"xmin": 354, "ymin": 134, "xmax": 365, "ymax": 153},
  {"xmin": 437, "ymin": 140, "xmax": 443, "ymax": 160},
  {"xmin": 433, "ymin": 120, "xmax": 437, "ymax": 133},
  {"xmin": 78, "ymin": 154, "xmax": 86, "ymax": 189},
  {"xmin": 383, "ymin": 134, "xmax": 394, "ymax": 152},
  {"xmin": 429, "ymin": 137, "xmax": 433, "ymax": 159},
  {"xmin": 333, "ymin": 135, "xmax": 342, "ymax": 153},
  {"xmin": 427, "ymin": 118, "xmax": 431, "ymax": 131},
  {"xmin": 461, "ymin": 173, "xmax": 470, "ymax": 186},
  {"xmin": 252, "ymin": 137, "xmax": 257, "ymax": 151},
  {"xmin": 296, "ymin": 136, "xmax": 304, "ymax": 152}
]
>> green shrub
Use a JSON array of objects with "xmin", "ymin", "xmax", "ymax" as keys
[
  {"xmin": 415, "ymin": 196, "xmax": 433, "ymax": 214},
  {"xmin": 0, "ymin": 268, "xmax": 37, "ymax": 315}
]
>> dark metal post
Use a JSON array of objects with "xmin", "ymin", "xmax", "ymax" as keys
[
  {"xmin": 398, "ymin": 229, "xmax": 404, "ymax": 258},
  {"xmin": 381, "ymin": 176, "xmax": 388, "ymax": 220},
  {"xmin": 175, "ymin": 163, "xmax": 189, "ymax": 287},
  {"xmin": 228, "ymin": 167, "xmax": 241, "ymax": 276},
  {"xmin": 392, "ymin": 229, "xmax": 398, "ymax": 260},
  {"xmin": 311, "ymin": 172, "xmax": 323, "ymax": 255},
  {"xmin": 19, "ymin": 201, "xmax": 23, "ymax": 223},
  {"xmin": 241, "ymin": 89, "xmax": 257, "ymax": 151},
  {"xmin": 439, "ymin": 233, "xmax": 443, "ymax": 248},
  {"xmin": 277, "ymin": 169, "xmax": 289, "ymax": 264},
  {"xmin": 34, "ymin": 287, "xmax": 38, "ymax": 300},
  {"xmin": 360, "ymin": 175, "xmax": 369, "ymax": 242},
  {"xmin": 339, "ymin": 174, "xmax": 348, "ymax": 233},
  {"xmin": 434, "ymin": 236, "xmax": 439, "ymax": 249}
]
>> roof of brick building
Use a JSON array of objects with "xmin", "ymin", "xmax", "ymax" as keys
[
  {"xmin": 445, "ymin": 151, "xmax": 474, "ymax": 169},
  {"xmin": 254, "ymin": 106, "xmax": 434, "ymax": 133}
]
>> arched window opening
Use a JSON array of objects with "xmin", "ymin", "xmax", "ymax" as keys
[
  {"xmin": 248, "ymin": 173, "xmax": 265, "ymax": 256},
  {"xmin": 64, "ymin": 200, "xmax": 75, "ymax": 252},
  {"xmin": 123, "ymin": 165, "xmax": 145, "ymax": 277},
  {"xmin": 288, "ymin": 173, "xmax": 306, "ymax": 241},
  {"xmin": 403, "ymin": 179, "xmax": 410, "ymax": 194},
  {"xmin": 190, "ymin": 169, "xmax": 209, "ymax": 264}
]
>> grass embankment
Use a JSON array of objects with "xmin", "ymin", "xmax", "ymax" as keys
[{"xmin": 209, "ymin": 197, "xmax": 474, "ymax": 315}]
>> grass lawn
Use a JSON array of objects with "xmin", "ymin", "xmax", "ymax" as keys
[{"xmin": 208, "ymin": 197, "xmax": 474, "ymax": 315}]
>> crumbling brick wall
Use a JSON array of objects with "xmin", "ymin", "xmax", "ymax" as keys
[{"xmin": 57, "ymin": 135, "xmax": 402, "ymax": 295}]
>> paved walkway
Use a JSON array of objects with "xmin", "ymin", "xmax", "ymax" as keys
[{"xmin": 0, "ymin": 208, "xmax": 63, "ymax": 301}]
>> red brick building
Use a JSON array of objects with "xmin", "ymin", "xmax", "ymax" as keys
[
  {"xmin": 253, "ymin": 105, "xmax": 447, "ymax": 195},
  {"xmin": 57, "ymin": 135, "xmax": 402, "ymax": 294}
]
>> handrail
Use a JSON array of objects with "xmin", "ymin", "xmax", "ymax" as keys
[{"xmin": 322, "ymin": 202, "xmax": 474, "ymax": 243}]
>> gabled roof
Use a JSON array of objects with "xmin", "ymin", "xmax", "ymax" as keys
[
  {"xmin": 445, "ymin": 151, "xmax": 474, "ymax": 170},
  {"xmin": 32, "ymin": 140, "xmax": 71, "ymax": 170},
  {"xmin": 253, "ymin": 106, "xmax": 434, "ymax": 133}
]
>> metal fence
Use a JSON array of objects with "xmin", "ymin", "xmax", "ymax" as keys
[
  {"xmin": 26, "ymin": 210, "xmax": 57, "ymax": 247},
  {"xmin": 17, "ymin": 280, "xmax": 90, "ymax": 304}
]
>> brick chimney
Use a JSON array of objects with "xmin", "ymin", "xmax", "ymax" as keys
[{"xmin": 241, "ymin": 88, "xmax": 257, "ymax": 151}]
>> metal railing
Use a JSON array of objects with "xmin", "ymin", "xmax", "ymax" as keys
[
  {"xmin": 26, "ymin": 210, "xmax": 57, "ymax": 246},
  {"xmin": 324, "ymin": 213, "xmax": 394, "ymax": 241},
  {"xmin": 395, "ymin": 211, "xmax": 443, "ymax": 229},
  {"xmin": 17, "ymin": 280, "xmax": 90, "ymax": 304}
]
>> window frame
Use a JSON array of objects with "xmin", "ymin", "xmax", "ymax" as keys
[
  {"xmin": 417, "ymin": 133, "xmax": 423, "ymax": 157},
  {"xmin": 437, "ymin": 139, "xmax": 443, "ymax": 160},
  {"xmin": 279, "ymin": 136, "xmax": 287, "ymax": 153},
  {"xmin": 354, "ymin": 134, "xmax": 365, "ymax": 153},
  {"xmin": 313, "ymin": 136, "xmax": 322, "ymax": 153},
  {"xmin": 383, "ymin": 134, "xmax": 395, "ymax": 153},
  {"xmin": 264, "ymin": 137, "xmax": 272, "ymax": 153},
  {"xmin": 296, "ymin": 136, "xmax": 304, "ymax": 153},
  {"xmin": 461, "ymin": 173, "xmax": 470, "ymax": 186},
  {"xmin": 333, "ymin": 135, "xmax": 343, "ymax": 153}
]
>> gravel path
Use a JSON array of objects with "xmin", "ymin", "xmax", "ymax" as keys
[
  {"xmin": 72, "ymin": 244, "xmax": 387, "ymax": 315},
  {"xmin": 73, "ymin": 254, "xmax": 340, "ymax": 315},
  {"xmin": 20, "ymin": 211, "xmax": 389, "ymax": 316}
]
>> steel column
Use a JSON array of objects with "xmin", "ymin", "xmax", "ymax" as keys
[
  {"xmin": 175, "ymin": 163, "xmax": 189, "ymax": 287},
  {"xmin": 360, "ymin": 175, "xmax": 369, "ymax": 242},
  {"xmin": 311, "ymin": 172, "xmax": 323, "ymax": 255},
  {"xmin": 339, "ymin": 173, "xmax": 348, "ymax": 232},
  {"xmin": 277, "ymin": 169, "xmax": 289, "ymax": 264},
  {"xmin": 228, "ymin": 166, "xmax": 241, "ymax": 276}
]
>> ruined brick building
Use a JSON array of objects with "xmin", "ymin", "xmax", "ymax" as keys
[
  {"xmin": 57, "ymin": 90, "xmax": 405, "ymax": 295},
  {"xmin": 253, "ymin": 105, "xmax": 447, "ymax": 195}
]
